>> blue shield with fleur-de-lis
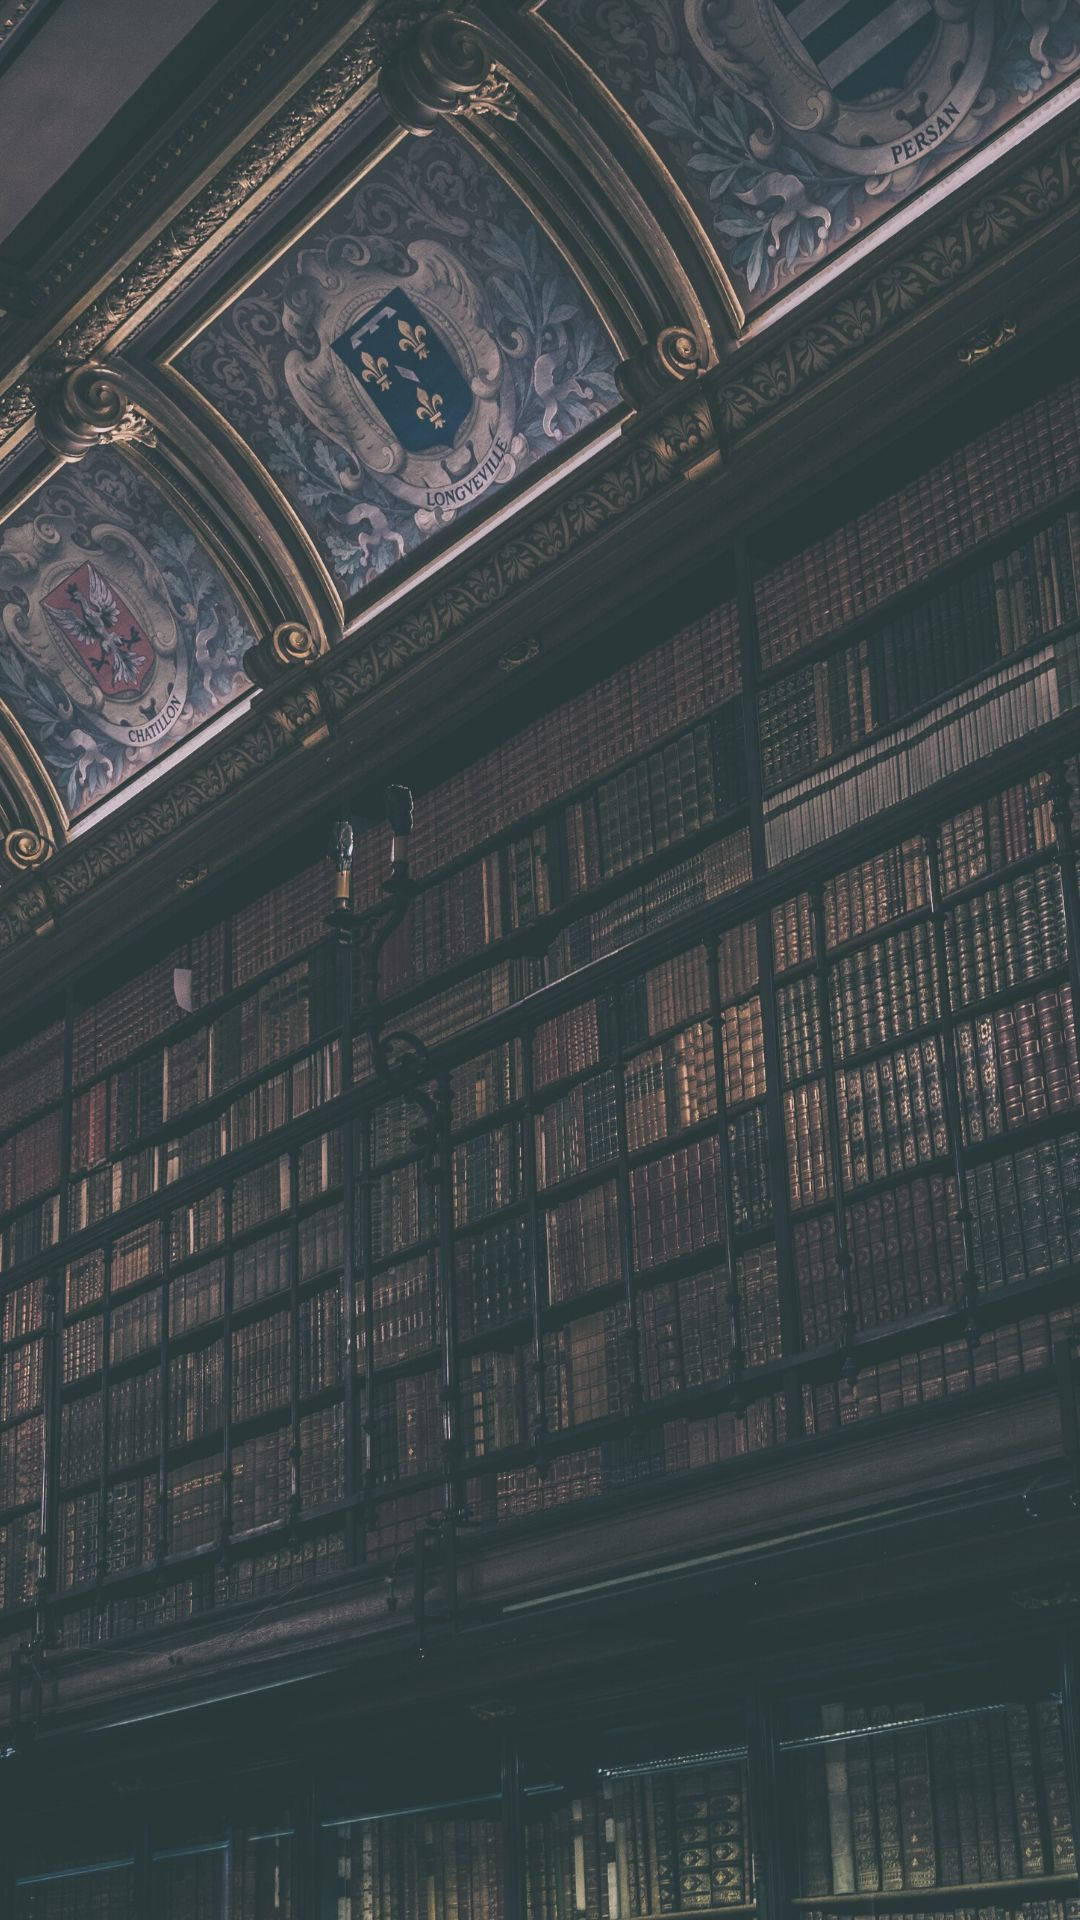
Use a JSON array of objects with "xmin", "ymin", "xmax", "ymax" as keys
[{"xmin": 331, "ymin": 288, "xmax": 472, "ymax": 452}]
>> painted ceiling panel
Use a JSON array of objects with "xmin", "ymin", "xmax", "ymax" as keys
[
  {"xmin": 0, "ymin": 449, "xmax": 254, "ymax": 820},
  {"xmin": 176, "ymin": 124, "xmax": 622, "ymax": 601},
  {"xmin": 539, "ymin": 0, "xmax": 1080, "ymax": 310}
]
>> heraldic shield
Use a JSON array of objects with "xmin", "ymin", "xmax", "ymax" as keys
[
  {"xmin": 283, "ymin": 239, "xmax": 522, "ymax": 522},
  {"xmin": 0, "ymin": 510, "xmax": 189, "ymax": 753},
  {"xmin": 685, "ymin": 0, "xmax": 995, "ymax": 177}
]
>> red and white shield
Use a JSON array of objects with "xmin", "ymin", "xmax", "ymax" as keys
[{"xmin": 42, "ymin": 561, "xmax": 155, "ymax": 699}]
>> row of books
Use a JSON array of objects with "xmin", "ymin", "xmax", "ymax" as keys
[
  {"xmin": 0, "ymin": 1108, "xmax": 62, "ymax": 1217},
  {"xmin": 455, "ymin": 1218, "xmax": 531, "ymax": 1339},
  {"xmin": 329, "ymin": 1814, "xmax": 503, "ymax": 1920},
  {"xmin": 754, "ymin": 371, "xmax": 1080, "ymax": 666},
  {"xmin": 1, "ymin": 1334, "xmax": 44, "ymax": 1421},
  {"xmin": 362, "ymin": 1253, "xmax": 438, "ymax": 1368},
  {"xmin": 234, "ymin": 1153, "xmax": 292, "ymax": 1237},
  {"xmin": 762, "ymin": 639, "xmax": 1069, "ymax": 867},
  {"xmin": 127, "ymin": 966, "xmax": 337, "ymax": 1161},
  {"xmin": 0, "ymin": 1020, "xmax": 64, "ymax": 1135},
  {"xmin": 349, "ymin": 600, "xmax": 742, "ymax": 910},
  {"xmin": 780, "ymin": 860, "xmax": 1069, "ymax": 1076},
  {"xmin": 758, "ymin": 511, "xmax": 1080, "ymax": 792},
  {"xmin": 72, "ymin": 923, "xmax": 226, "ymax": 1084},
  {"xmin": 452, "ymin": 1122, "xmax": 527, "ymax": 1223},
  {"xmin": 835, "ymin": 1039, "xmax": 949, "ymax": 1191},
  {"xmin": 957, "ymin": 986, "xmax": 1080, "ymax": 1142},
  {"xmin": 939, "ymin": 774, "xmax": 1056, "ymax": 897},
  {"xmin": 801, "ymin": 1299, "xmax": 1080, "ymax": 1433},
  {"xmin": 544, "ymin": 1765, "xmax": 748, "ymax": 1918},
  {"xmin": 827, "ymin": 919, "xmax": 937, "ymax": 1061},
  {"xmin": 450, "ymin": 1039, "xmax": 526, "ymax": 1127},
  {"xmin": 945, "ymin": 864, "xmax": 1067, "ymax": 1004},
  {"xmin": 821, "ymin": 837, "xmax": 928, "ymax": 956},
  {"xmin": 374, "ymin": 707, "xmax": 745, "ymax": 1000},
  {"xmin": 37, "ymin": 1136, "xmax": 1076, "ymax": 1528},
  {"xmin": 459, "ymin": 1344, "xmax": 527, "ymax": 1456},
  {"xmin": 462, "ymin": 1394, "xmax": 788, "ymax": 1526},
  {"xmin": 727, "ymin": 1106, "xmax": 772, "ymax": 1234},
  {"xmin": 536, "ymin": 1073, "xmax": 619, "ymax": 1189},
  {"xmin": 54, "ymin": 1527, "xmax": 346, "ymax": 1647},
  {"xmin": 627, "ymin": 1019, "xmax": 720, "ymax": 1152},
  {"xmin": 719, "ymin": 996, "xmax": 764, "ymax": 1109},
  {"xmin": 797, "ymin": 1128, "xmax": 1080, "ymax": 1345},
  {"xmin": 798, "ymin": 1698, "xmax": 1075, "ymax": 1893},
  {"xmin": 0, "ymin": 1508, "xmax": 37, "ymax": 1608},
  {"xmin": 0, "ymin": 1412, "xmax": 42, "ymax": 1509},
  {"xmin": 74, "ymin": 1135, "xmax": 170, "ymax": 1229},
  {"xmin": 0, "ymin": 1193, "xmax": 61, "ymax": 1275},
  {"xmin": 968, "ymin": 1132, "xmax": 1080, "ymax": 1292},
  {"xmin": 544, "ymin": 1178, "xmax": 622, "ymax": 1304},
  {"xmin": 365, "ymin": 1369, "xmax": 440, "ymax": 1482},
  {"xmin": 794, "ymin": 1177, "xmax": 961, "ymax": 1347},
  {"xmin": 533, "ymin": 1001, "xmax": 604, "ymax": 1089},
  {"xmin": 544, "ymin": 832, "xmax": 754, "ymax": 987},
  {"xmin": 528, "ymin": 945, "xmax": 715, "ymax": 1100},
  {"xmin": 2, "ymin": 1273, "xmax": 43, "ymax": 1343},
  {"xmin": 370, "ymin": 1159, "xmax": 437, "ymax": 1263},
  {"xmin": 544, "ymin": 1307, "xmax": 636, "ymax": 1432},
  {"xmin": 627, "ymin": 943, "xmax": 714, "ymax": 1043},
  {"xmin": 156, "ymin": 1040, "xmax": 342, "ymax": 1186},
  {"xmin": 56, "ymin": 1418, "xmax": 349, "ymax": 1585},
  {"xmin": 299, "ymin": 1284, "xmax": 342, "ymax": 1396},
  {"xmin": 379, "ymin": 958, "xmax": 544, "ymax": 1069}
]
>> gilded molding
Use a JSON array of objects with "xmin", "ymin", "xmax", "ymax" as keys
[
  {"xmin": 957, "ymin": 317, "xmax": 1019, "ymax": 366},
  {"xmin": 2, "ymin": 828, "xmax": 53, "ymax": 874},
  {"xmin": 380, "ymin": 13, "xmax": 509, "ymax": 133},
  {"xmin": 716, "ymin": 131, "xmax": 1080, "ymax": 438},
  {"xmin": 617, "ymin": 324, "xmax": 707, "ymax": 408},
  {"xmin": 247, "ymin": 621, "xmax": 331, "ymax": 690},
  {"xmin": 0, "ymin": 2, "xmax": 450, "ymax": 451},
  {"xmin": 36, "ymin": 364, "xmax": 156, "ymax": 462}
]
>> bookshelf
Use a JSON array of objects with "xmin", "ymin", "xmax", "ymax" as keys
[{"xmin": 0, "ymin": 359, "xmax": 1077, "ymax": 1668}]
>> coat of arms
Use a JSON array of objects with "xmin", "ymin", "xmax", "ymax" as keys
[
  {"xmin": 0, "ymin": 514, "xmax": 189, "ymax": 753},
  {"xmin": 686, "ymin": 0, "xmax": 994, "ymax": 176},
  {"xmin": 283, "ymin": 240, "xmax": 523, "ymax": 524},
  {"xmin": 42, "ymin": 563, "xmax": 156, "ymax": 699}
]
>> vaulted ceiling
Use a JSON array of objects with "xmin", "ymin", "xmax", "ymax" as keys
[{"xmin": 0, "ymin": 0, "xmax": 1077, "ymax": 969}]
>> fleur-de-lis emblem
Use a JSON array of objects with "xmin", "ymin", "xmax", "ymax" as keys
[
  {"xmin": 360, "ymin": 351, "xmax": 391, "ymax": 392},
  {"xmin": 397, "ymin": 317, "xmax": 429, "ymax": 361},
  {"xmin": 415, "ymin": 389, "xmax": 445, "ymax": 431}
]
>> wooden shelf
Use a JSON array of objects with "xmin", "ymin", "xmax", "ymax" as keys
[{"xmin": 791, "ymin": 1877, "xmax": 1079, "ymax": 1909}]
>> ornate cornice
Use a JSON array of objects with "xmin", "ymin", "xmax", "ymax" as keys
[
  {"xmin": 0, "ymin": 0, "xmax": 450, "ymax": 453},
  {"xmin": 43, "ymin": 683, "xmax": 323, "ymax": 914},
  {"xmin": 0, "ymin": 393, "xmax": 712, "ymax": 954},
  {"xmin": 322, "ymin": 391, "xmax": 715, "ymax": 709},
  {"xmin": 716, "ymin": 126, "xmax": 1080, "ymax": 439}
]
